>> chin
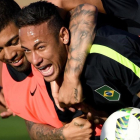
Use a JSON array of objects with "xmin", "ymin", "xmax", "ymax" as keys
[
  {"xmin": 44, "ymin": 77, "xmax": 55, "ymax": 82},
  {"xmin": 44, "ymin": 74, "xmax": 58, "ymax": 82},
  {"xmin": 12, "ymin": 62, "xmax": 31, "ymax": 73}
]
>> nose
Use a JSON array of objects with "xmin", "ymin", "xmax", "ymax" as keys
[
  {"xmin": 31, "ymin": 51, "xmax": 43, "ymax": 66},
  {"xmin": 4, "ymin": 47, "xmax": 16, "ymax": 60}
]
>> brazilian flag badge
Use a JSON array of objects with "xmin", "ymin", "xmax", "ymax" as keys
[{"xmin": 95, "ymin": 85, "xmax": 120, "ymax": 101}]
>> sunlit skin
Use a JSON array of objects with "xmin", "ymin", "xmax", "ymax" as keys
[
  {"xmin": 19, "ymin": 22, "xmax": 69, "ymax": 82},
  {"xmin": 0, "ymin": 22, "xmax": 30, "ymax": 72}
]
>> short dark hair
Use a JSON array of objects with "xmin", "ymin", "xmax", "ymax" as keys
[
  {"xmin": 16, "ymin": 1, "xmax": 64, "ymax": 36},
  {"xmin": 0, "ymin": 0, "xmax": 21, "ymax": 32}
]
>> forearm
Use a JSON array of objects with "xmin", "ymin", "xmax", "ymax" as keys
[
  {"xmin": 65, "ymin": 4, "xmax": 98, "ymax": 78},
  {"xmin": 50, "ymin": 0, "xmax": 105, "ymax": 14},
  {"xmin": 25, "ymin": 120, "xmax": 66, "ymax": 140}
]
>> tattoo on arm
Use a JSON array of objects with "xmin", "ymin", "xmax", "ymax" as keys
[
  {"xmin": 74, "ymin": 122, "xmax": 84, "ymax": 129},
  {"xmin": 74, "ymin": 88, "xmax": 78, "ymax": 102},
  {"xmin": 65, "ymin": 4, "xmax": 97, "ymax": 76},
  {"xmin": 25, "ymin": 120, "xmax": 66, "ymax": 140},
  {"xmin": 26, "ymin": 121, "xmax": 35, "ymax": 131}
]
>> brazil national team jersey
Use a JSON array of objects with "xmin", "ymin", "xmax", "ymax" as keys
[{"xmin": 81, "ymin": 26, "xmax": 140, "ymax": 115}]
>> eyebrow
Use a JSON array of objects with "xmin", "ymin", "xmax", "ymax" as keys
[
  {"xmin": 21, "ymin": 46, "xmax": 27, "ymax": 49},
  {"xmin": 21, "ymin": 41, "xmax": 44, "ymax": 50},
  {"xmin": 5, "ymin": 35, "xmax": 19, "ymax": 46},
  {"xmin": 34, "ymin": 41, "xmax": 44, "ymax": 48}
]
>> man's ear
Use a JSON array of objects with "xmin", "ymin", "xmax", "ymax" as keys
[{"xmin": 59, "ymin": 27, "xmax": 69, "ymax": 44}]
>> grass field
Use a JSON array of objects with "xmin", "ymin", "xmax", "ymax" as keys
[{"xmin": 0, "ymin": 115, "xmax": 30, "ymax": 140}]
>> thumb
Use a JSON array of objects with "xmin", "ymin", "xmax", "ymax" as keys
[
  {"xmin": 54, "ymin": 97, "xmax": 65, "ymax": 111},
  {"xmin": 51, "ymin": 81, "xmax": 65, "ymax": 112}
]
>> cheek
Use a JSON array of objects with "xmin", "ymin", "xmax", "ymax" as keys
[
  {"xmin": 15, "ymin": 44, "xmax": 22, "ymax": 51},
  {"xmin": 57, "ymin": 49, "xmax": 67, "ymax": 67},
  {"xmin": 0, "ymin": 56, "xmax": 4, "ymax": 62},
  {"xmin": 24, "ymin": 53, "xmax": 32, "ymax": 63},
  {"xmin": 40, "ymin": 47, "xmax": 55, "ymax": 59},
  {"xmin": 16, "ymin": 50, "xmax": 25, "ymax": 57},
  {"xmin": 0, "ymin": 51, "xmax": 6, "ymax": 62}
]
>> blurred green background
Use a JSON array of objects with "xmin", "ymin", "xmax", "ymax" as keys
[{"xmin": 0, "ymin": 116, "xmax": 30, "ymax": 140}]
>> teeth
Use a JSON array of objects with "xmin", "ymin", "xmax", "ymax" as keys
[
  {"xmin": 11, "ymin": 60, "xmax": 20, "ymax": 64},
  {"xmin": 38, "ymin": 66, "xmax": 47, "ymax": 70},
  {"xmin": 43, "ymin": 66, "xmax": 52, "ymax": 74}
]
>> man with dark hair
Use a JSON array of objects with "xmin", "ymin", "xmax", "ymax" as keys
[
  {"xmin": 17, "ymin": 1, "xmax": 140, "ymax": 140},
  {"xmin": 0, "ymin": 0, "xmax": 99, "ymax": 139},
  {"xmin": 0, "ymin": 0, "xmax": 31, "ymax": 117},
  {"xmin": 46, "ymin": 0, "xmax": 140, "ymax": 110},
  {"xmin": 0, "ymin": 0, "xmax": 30, "ymax": 72}
]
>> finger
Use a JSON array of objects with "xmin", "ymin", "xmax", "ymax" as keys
[
  {"xmin": 59, "ymin": 102, "xmax": 68, "ymax": 108},
  {"xmin": 51, "ymin": 81, "xmax": 60, "ymax": 93},
  {"xmin": 54, "ymin": 97, "xmax": 65, "ymax": 111},
  {"xmin": 51, "ymin": 81, "xmax": 65, "ymax": 111},
  {"xmin": 74, "ymin": 115, "xmax": 87, "ymax": 123},
  {"xmin": 56, "ymin": 103, "xmax": 65, "ymax": 112},
  {"xmin": 94, "ymin": 117, "xmax": 107, "ymax": 124},
  {"xmin": 0, "ymin": 111, "xmax": 13, "ymax": 118},
  {"xmin": 68, "ymin": 107, "xmax": 76, "ymax": 112},
  {"xmin": 75, "ymin": 103, "xmax": 90, "ymax": 114},
  {"xmin": 13, "ymin": 113, "xmax": 16, "ymax": 116},
  {"xmin": 87, "ymin": 112, "xmax": 92, "ymax": 121}
]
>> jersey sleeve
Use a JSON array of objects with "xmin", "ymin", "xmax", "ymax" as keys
[{"xmin": 101, "ymin": 0, "xmax": 138, "ymax": 20}]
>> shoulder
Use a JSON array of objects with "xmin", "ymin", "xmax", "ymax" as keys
[
  {"xmin": 95, "ymin": 26, "xmax": 140, "ymax": 51},
  {"xmin": 101, "ymin": 0, "xmax": 138, "ymax": 18},
  {"xmin": 5, "ymin": 64, "xmax": 31, "ymax": 82}
]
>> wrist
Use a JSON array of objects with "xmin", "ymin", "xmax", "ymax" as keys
[
  {"xmin": 63, "ymin": 124, "xmax": 70, "ymax": 139},
  {"xmin": 64, "ymin": 72, "xmax": 80, "ymax": 82}
]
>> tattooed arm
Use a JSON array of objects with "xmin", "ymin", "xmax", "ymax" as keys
[
  {"xmin": 25, "ymin": 116, "xmax": 92, "ymax": 140},
  {"xmin": 25, "ymin": 120, "xmax": 65, "ymax": 140},
  {"xmin": 47, "ymin": 0, "xmax": 105, "ymax": 14},
  {"xmin": 58, "ymin": 4, "xmax": 97, "ymax": 108}
]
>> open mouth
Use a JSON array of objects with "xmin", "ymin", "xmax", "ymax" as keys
[
  {"xmin": 10, "ymin": 57, "xmax": 23, "ymax": 67},
  {"xmin": 38, "ymin": 64, "xmax": 54, "ymax": 77}
]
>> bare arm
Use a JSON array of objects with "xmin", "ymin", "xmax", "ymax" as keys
[
  {"xmin": 66, "ymin": 4, "xmax": 97, "ymax": 77},
  {"xmin": 48, "ymin": 0, "xmax": 105, "ymax": 14},
  {"xmin": 58, "ymin": 4, "xmax": 98, "ymax": 107},
  {"xmin": 25, "ymin": 120, "xmax": 65, "ymax": 140},
  {"xmin": 25, "ymin": 116, "xmax": 92, "ymax": 140}
]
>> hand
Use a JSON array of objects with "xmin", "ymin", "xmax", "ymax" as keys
[
  {"xmin": 0, "ymin": 88, "xmax": 14, "ymax": 118},
  {"xmin": 63, "ymin": 115, "xmax": 92, "ymax": 140},
  {"xmin": 51, "ymin": 81, "xmax": 65, "ymax": 111},
  {"xmin": 76, "ymin": 103, "xmax": 108, "ymax": 124},
  {"xmin": 51, "ymin": 80, "xmax": 76, "ymax": 112},
  {"xmin": 58, "ymin": 74, "xmax": 83, "ymax": 110}
]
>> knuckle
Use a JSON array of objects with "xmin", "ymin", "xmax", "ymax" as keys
[
  {"xmin": 58, "ymin": 96, "xmax": 64, "ymax": 102},
  {"xmin": 89, "ymin": 128, "xmax": 93, "ymax": 134},
  {"xmin": 87, "ymin": 122, "xmax": 92, "ymax": 128}
]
